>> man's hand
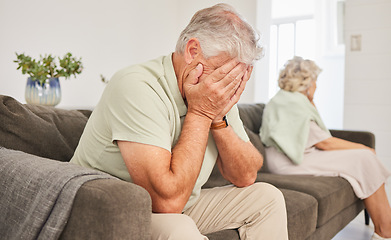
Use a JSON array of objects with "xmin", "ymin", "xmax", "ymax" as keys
[
  {"xmin": 213, "ymin": 65, "xmax": 253, "ymax": 123},
  {"xmin": 183, "ymin": 60, "xmax": 247, "ymax": 122},
  {"xmin": 183, "ymin": 61, "xmax": 261, "ymax": 188}
]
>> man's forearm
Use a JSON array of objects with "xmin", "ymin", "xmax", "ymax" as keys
[
  {"xmin": 212, "ymin": 126, "xmax": 263, "ymax": 187},
  {"xmin": 120, "ymin": 112, "xmax": 213, "ymax": 213},
  {"xmin": 162, "ymin": 112, "xmax": 212, "ymax": 210}
]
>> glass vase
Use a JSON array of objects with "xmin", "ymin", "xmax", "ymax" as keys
[{"xmin": 25, "ymin": 77, "xmax": 61, "ymax": 106}]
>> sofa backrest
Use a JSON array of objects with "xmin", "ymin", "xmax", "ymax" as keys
[
  {"xmin": 0, "ymin": 94, "xmax": 268, "ymax": 169},
  {"xmin": 203, "ymin": 103, "xmax": 268, "ymax": 188},
  {"xmin": 237, "ymin": 103, "xmax": 265, "ymax": 134},
  {"xmin": 0, "ymin": 95, "xmax": 91, "ymax": 162},
  {"xmin": 237, "ymin": 103, "xmax": 268, "ymax": 172}
]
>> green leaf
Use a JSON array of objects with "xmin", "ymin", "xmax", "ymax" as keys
[{"xmin": 14, "ymin": 52, "xmax": 83, "ymax": 81}]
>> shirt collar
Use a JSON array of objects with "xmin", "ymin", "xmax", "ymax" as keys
[{"xmin": 163, "ymin": 53, "xmax": 187, "ymax": 117}]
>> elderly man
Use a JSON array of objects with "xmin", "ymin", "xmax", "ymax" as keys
[{"xmin": 71, "ymin": 3, "xmax": 288, "ymax": 240}]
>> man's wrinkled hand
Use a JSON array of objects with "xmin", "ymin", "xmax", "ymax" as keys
[
  {"xmin": 213, "ymin": 65, "xmax": 253, "ymax": 123},
  {"xmin": 184, "ymin": 60, "xmax": 249, "ymax": 121}
]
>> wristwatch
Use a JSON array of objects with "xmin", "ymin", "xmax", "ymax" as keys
[{"xmin": 210, "ymin": 116, "xmax": 228, "ymax": 130}]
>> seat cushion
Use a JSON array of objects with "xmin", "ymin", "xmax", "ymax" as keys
[
  {"xmin": 280, "ymin": 188, "xmax": 318, "ymax": 240},
  {"xmin": 257, "ymin": 173, "xmax": 359, "ymax": 227},
  {"xmin": 206, "ymin": 229, "xmax": 240, "ymax": 240}
]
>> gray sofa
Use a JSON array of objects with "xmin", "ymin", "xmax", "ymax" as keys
[{"xmin": 0, "ymin": 95, "xmax": 371, "ymax": 240}]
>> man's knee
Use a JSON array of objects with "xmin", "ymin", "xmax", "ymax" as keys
[
  {"xmin": 168, "ymin": 214, "xmax": 206, "ymax": 240},
  {"xmin": 151, "ymin": 213, "xmax": 207, "ymax": 240},
  {"xmin": 251, "ymin": 182, "xmax": 286, "ymax": 209}
]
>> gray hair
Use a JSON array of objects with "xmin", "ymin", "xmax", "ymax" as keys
[
  {"xmin": 175, "ymin": 3, "xmax": 263, "ymax": 65},
  {"xmin": 278, "ymin": 56, "xmax": 322, "ymax": 92}
]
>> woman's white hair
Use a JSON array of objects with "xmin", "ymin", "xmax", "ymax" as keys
[
  {"xmin": 175, "ymin": 3, "xmax": 263, "ymax": 65},
  {"xmin": 278, "ymin": 56, "xmax": 322, "ymax": 92}
]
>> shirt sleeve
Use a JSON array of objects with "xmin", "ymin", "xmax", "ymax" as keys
[
  {"xmin": 306, "ymin": 120, "xmax": 331, "ymax": 149},
  {"xmin": 227, "ymin": 104, "xmax": 250, "ymax": 142},
  {"xmin": 104, "ymin": 72, "xmax": 173, "ymax": 152}
]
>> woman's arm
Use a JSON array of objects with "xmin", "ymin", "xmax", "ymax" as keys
[{"xmin": 315, "ymin": 137, "xmax": 376, "ymax": 154}]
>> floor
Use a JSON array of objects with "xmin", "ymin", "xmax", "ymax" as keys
[{"xmin": 332, "ymin": 211, "xmax": 374, "ymax": 240}]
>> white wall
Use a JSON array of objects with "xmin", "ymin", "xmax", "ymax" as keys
[
  {"xmin": 344, "ymin": 0, "xmax": 391, "ymax": 194},
  {"xmin": 254, "ymin": 0, "xmax": 273, "ymax": 104},
  {"xmin": 0, "ymin": 0, "xmax": 259, "ymax": 109},
  {"xmin": 0, "ymin": 0, "xmax": 349, "ymax": 132},
  {"xmin": 0, "ymin": 0, "xmax": 181, "ymax": 108}
]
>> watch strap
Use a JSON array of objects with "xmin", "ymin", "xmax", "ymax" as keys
[{"xmin": 210, "ymin": 116, "xmax": 228, "ymax": 129}]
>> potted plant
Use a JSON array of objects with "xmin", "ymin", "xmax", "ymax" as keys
[{"xmin": 14, "ymin": 52, "xmax": 83, "ymax": 106}]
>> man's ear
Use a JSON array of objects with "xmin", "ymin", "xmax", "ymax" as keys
[{"xmin": 184, "ymin": 38, "xmax": 201, "ymax": 64}]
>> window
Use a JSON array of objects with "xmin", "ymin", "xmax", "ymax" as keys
[
  {"xmin": 260, "ymin": 0, "xmax": 345, "ymax": 129},
  {"xmin": 268, "ymin": 0, "xmax": 316, "ymax": 97}
]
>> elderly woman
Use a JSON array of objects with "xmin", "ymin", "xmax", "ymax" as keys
[{"xmin": 260, "ymin": 56, "xmax": 391, "ymax": 240}]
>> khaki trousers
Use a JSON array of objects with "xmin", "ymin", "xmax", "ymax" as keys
[{"xmin": 151, "ymin": 182, "xmax": 288, "ymax": 240}]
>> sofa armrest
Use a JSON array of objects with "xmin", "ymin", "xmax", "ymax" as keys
[
  {"xmin": 60, "ymin": 178, "xmax": 152, "ymax": 240},
  {"xmin": 329, "ymin": 129, "xmax": 375, "ymax": 148}
]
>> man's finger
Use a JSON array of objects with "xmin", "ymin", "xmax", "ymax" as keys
[
  {"xmin": 185, "ymin": 63, "xmax": 203, "ymax": 85},
  {"xmin": 209, "ymin": 59, "xmax": 240, "ymax": 83},
  {"xmin": 243, "ymin": 65, "xmax": 253, "ymax": 82},
  {"xmin": 226, "ymin": 70, "xmax": 245, "ymax": 95},
  {"xmin": 217, "ymin": 63, "xmax": 247, "ymax": 92}
]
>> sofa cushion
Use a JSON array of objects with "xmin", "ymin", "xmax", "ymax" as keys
[
  {"xmin": 0, "ymin": 95, "xmax": 89, "ymax": 162},
  {"xmin": 280, "ymin": 188, "xmax": 317, "ymax": 240},
  {"xmin": 206, "ymin": 229, "xmax": 240, "ymax": 240},
  {"xmin": 257, "ymin": 173, "xmax": 359, "ymax": 227}
]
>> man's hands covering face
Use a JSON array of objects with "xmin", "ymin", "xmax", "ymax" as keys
[{"xmin": 184, "ymin": 59, "xmax": 253, "ymax": 123}]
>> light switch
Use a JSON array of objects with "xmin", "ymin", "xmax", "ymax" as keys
[{"xmin": 351, "ymin": 35, "xmax": 362, "ymax": 51}]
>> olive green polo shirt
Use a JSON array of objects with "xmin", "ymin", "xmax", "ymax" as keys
[{"xmin": 71, "ymin": 53, "xmax": 249, "ymax": 210}]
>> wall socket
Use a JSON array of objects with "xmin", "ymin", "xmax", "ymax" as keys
[{"xmin": 350, "ymin": 35, "xmax": 362, "ymax": 51}]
